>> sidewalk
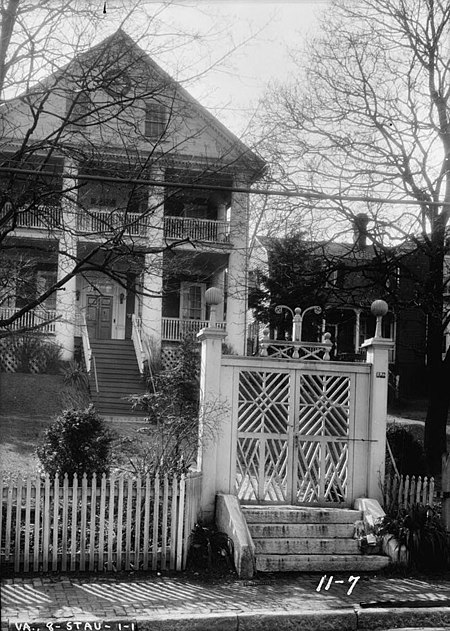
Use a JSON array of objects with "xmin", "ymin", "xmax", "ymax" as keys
[{"xmin": 2, "ymin": 571, "xmax": 450, "ymax": 631}]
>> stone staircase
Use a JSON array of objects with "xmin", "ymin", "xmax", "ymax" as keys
[
  {"xmin": 89, "ymin": 339, "xmax": 147, "ymax": 417},
  {"xmin": 242, "ymin": 505, "xmax": 390, "ymax": 572}
]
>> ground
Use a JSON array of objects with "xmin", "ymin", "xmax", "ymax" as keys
[{"xmin": 0, "ymin": 372, "xmax": 147, "ymax": 475}]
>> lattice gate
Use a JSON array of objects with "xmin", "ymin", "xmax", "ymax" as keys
[{"xmin": 235, "ymin": 367, "xmax": 355, "ymax": 506}]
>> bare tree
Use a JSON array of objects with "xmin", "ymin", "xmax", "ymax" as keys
[
  {"xmin": 0, "ymin": 0, "xmax": 262, "ymax": 344},
  {"xmin": 252, "ymin": 0, "xmax": 450, "ymax": 472}
]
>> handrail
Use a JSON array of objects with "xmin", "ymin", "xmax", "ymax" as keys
[
  {"xmin": 79, "ymin": 312, "xmax": 92, "ymax": 373},
  {"xmin": 91, "ymin": 354, "xmax": 99, "ymax": 394},
  {"xmin": 131, "ymin": 314, "xmax": 146, "ymax": 374}
]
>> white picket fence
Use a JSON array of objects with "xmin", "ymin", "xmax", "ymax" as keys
[
  {"xmin": 1, "ymin": 471, "xmax": 202, "ymax": 573},
  {"xmin": 384, "ymin": 473, "xmax": 435, "ymax": 512}
]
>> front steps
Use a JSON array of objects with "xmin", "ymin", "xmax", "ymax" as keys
[
  {"xmin": 89, "ymin": 339, "xmax": 147, "ymax": 417},
  {"xmin": 242, "ymin": 505, "xmax": 390, "ymax": 573}
]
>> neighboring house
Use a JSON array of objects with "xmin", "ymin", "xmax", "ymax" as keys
[
  {"xmin": 249, "ymin": 215, "xmax": 449, "ymax": 398},
  {"xmin": 0, "ymin": 30, "xmax": 264, "ymax": 414}
]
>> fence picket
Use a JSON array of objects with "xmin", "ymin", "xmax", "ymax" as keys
[
  {"xmin": 134, "ymin": 476, "xmax": 142, "ymax": 570},
  {"xmin": 33, "ymin": 476, "xmax": 41, "ymax": 572},
  {"xmin": 24, "ymin": 476, "xmax": 31, "ymax": 572},
  {"xmin": 42, "ymin": 475, "xmax": 51, "ymax": 572},
  {"xmin": 169, "ymin": 475, "xmax": 177, "ymax": 570},
  {"xmin": 80, "ymin": 473, "xmax": 88, "ymax": 571},
  {"xmin": 161, "ymin": 475, "xmax": 169, "ymax": 571},
  {"xmin": 107, "ymin": 474, "xmax": 115, "ymax": 571},
  {"xmin": 176, "ymin": 474, "xmax": 186, "ymax": 571},
  {"xmin": 14, "ymin": 476, "xmax": 22, "ymax": 572},
  {"xmin": 89, "ymin": 474, "xmax": 97, "ymax": 571},
  {"xmin": 2, "ymin": 471, "xmax": 201, "ymax": 573},
  {"xmin": 61, "ymin": 473, "xmax": 69, "ymax": 571},
  {"xmin": 125, "ymin": 477, "xmax": 133, "ymax": 571},
  {"xmin": 52, "ymin": 474, "xmax": 59, "ymax": 571},
  {"xmin": 384, "ymin": 473, "xmax": 436, "ymax": 511},
  {"xmin": 152, "ymin": 474, "xmax": 160, "ymax": 571},
  {"xmin": 117, "ymin": 474, "xmax": 124, "ymax": 570},
  {"xmin": 98, "ymin": 473, "xmax": 106, "ymax": 571},
  {"xmin": 143, "ymin": 474, "xmax": 150, "ymax": 571}
]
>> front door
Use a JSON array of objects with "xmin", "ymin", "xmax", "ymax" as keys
[
  {"xmin": 235, "ymin": 368, "xmax": 353, "ymax": 506},
  {"xmin": 86, "ymin": 294, "xmax": 113, "ymax": 339}
]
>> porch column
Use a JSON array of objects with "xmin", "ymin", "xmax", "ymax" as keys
[
  {"xmin": 197, "ymin": 324, "xmax": 227, "ymax": 522},
  {"xmin": 226, "ymin": 179, "xmax": 249, "ymax": 354},
  {"xmin": 360, "ymin": 300, "xmax": 394, "ymax": 502},
  {"xmin": 140, "ymin": 168, "xmax": 165, "ymax": 344},
  {"xmin": 55, "ymin": 159, "xmax": 77, "ymax": 360}
]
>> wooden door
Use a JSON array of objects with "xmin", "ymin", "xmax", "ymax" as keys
[{"xmin": 86, "ymin": 294, "xmax": 113, "ymax": 339}]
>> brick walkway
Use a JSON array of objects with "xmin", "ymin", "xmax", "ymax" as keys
[{"xmin": 2, "ymin": 573, "xmax": 450, "ymax": 630}]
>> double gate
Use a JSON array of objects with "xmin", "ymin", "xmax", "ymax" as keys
[{"xmin": 234, "ymin": 364, "xmax": 369, "ymax": 506}]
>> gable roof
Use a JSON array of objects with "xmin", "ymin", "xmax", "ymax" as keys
[{"xmin": 1, "ymin": 29, "xmax": 265, "ymax": 179}]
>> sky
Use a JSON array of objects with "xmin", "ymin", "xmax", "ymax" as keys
[{"xmin": 110, "ymin": 1, "xmax": 328, "ymax": 137}]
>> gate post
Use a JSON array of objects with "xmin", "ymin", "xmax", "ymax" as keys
[
  {"xmin": 360, "ymin": 300, "xmax": 395, "ymax": 502},
  {"xmin": 197, "ymin": 321, "xmax": 227, "ymax": 523}
]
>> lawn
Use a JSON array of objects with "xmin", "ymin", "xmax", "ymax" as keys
[{"xmin": 0, "ymin": 372, "xmax": 148, "ymax": 475}]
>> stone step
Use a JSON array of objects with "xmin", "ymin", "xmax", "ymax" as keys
[
  {"xmin": 248, "ymin": 522, "xmax": 356, "ymax": 539},
  {"xmin": 242, "ymin": 506, "xmax": 361, "ymax": 524},
  {"xmin": 256, "ymin": 554, "xmax": 390, "ymax": 573},
  {"xmin": 254, "ymin": 537, "xmax": 360, "ymax": 555}
]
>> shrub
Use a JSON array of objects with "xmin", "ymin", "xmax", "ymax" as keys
[
  {"xmin": 37, "ymin": 405, "xmax": 115, "ymax": 477},
  {"xmin": 386, "ymin": 425, "xmax": 426, "ymax": 476},
  {"xmin": 379, "ymin": 504, "xmax": 450, "ymax": 571},
  {"xmin": 1, "ymin": 334, "xmax": 62, "ymax": 373}
]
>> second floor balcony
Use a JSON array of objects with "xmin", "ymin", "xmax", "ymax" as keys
[
  {"xmin": 163, "ymin": 216, "xmax": 230, "ymax": 244},
  {"xmin": 0, "ymin": 204, "xmax": 62, "ymax": 231},
  {"xmin": 77, "ymin": 208, "xmax": 149, "ymax": 238}
]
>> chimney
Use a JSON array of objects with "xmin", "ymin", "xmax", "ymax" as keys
[{"xmin": 353, "ymin": 213, "xmax": 369, "ymax": 249}]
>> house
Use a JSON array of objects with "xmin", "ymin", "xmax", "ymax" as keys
[
  {"xmin": 0, "ymin": 30, "xmax": 264, "ymax": 414},
  {"xmin": 249, "ymin": 215, "xmax": 449, "ymax": 399}
]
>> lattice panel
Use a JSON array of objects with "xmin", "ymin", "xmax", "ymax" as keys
[
  {"xmin": 236, "ymin": 371, "xmax": 290, "ymax": 502},
  {"xmin": 0, "ymin": 341, "xmax": 47, "ymax": 373},
  {"xmin": 295, "ymin": 440, "xmax": 348, "ymax": 504},
  {"xmin": 298, "ymin": 374, "xmax": 350, "ymax": 437},
  {"xmin": 161, "ymin": 345, "xmax": 182, "ymax": 372}
]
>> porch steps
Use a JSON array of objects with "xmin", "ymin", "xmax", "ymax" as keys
[
  {"xmin": 89, "ymin": 339, "xmax": 147, "ymax": 417},
  {"xmin": 242, "ymin": 505, "xmax": 390, "ymax": 573}
]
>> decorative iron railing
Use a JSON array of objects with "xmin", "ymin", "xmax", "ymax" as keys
[
  {"xmin": 0, "ymin": 307, "xmax": 57, "ymax": 334},
  {"xmin": 164, "ymin": 216, "xmax": 230, "ymax": 244},
  {"xmin": 77, "ymin": 208, "xmax": 149, "ymax": 237},
  {"xmin": 162, "ymin": 317, "xmax": 226, "ymax": 341}
]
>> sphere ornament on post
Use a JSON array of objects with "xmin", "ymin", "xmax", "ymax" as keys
[
  {"xmin": 205, "ymin": 287, "xmax": 223, "ymax": 327},
  {"xmin": 371, "ymin": 299, "xmax": 389, "ymax": 338}
]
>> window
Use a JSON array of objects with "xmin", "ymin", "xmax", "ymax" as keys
[
  {"xmin": 67, "ymin": 91, "xmax": 91, "ymax": 127},
  {"xmin": 180, "ymin": 283, "xmax": 205, "ymax": 320},
  {"xmin": 145, "ymin": 102, "xmax": 166, "ymax": 139}
]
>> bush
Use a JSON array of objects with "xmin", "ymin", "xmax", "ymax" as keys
[
  {"xmin": 379, "ymin": 504, "xmax": 450, "ymax": 571},
  {"xmin": 386, "ymin": 426, "xmax": 426, "ymax": 476},
  {"xmin": 36, "ymin": 405, "xmax": 115, "ymax": 477},
  {"xmin": 1, "ymin": 334, "xmax": 62, "ymax": 373}
]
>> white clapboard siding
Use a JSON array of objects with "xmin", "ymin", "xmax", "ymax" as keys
[{"xmin": 1, "ymin": 471, "xmax": 202, "ymax": 573}]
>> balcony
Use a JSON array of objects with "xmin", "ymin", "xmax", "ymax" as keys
[
  {"xmin": 0, "ymin": 204, "xmax": 62, "ymax": 230},
  {"xmin": 0, "ymin": 307, "xmax": 57, "ymax": 334},
  {"xmin": 162, "ymin": 317, "xmax": 226, "ymax": 341},
  {"xmin": 164, "ymin": 216, "xmax": 230, "ymax": 244},
  {"xmin": 77, "ymin": 208, "xmax": 149, "ymax": 238}
]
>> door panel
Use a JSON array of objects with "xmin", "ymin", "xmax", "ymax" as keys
[{"xmin": 86, "ymin": 294, "xmax": 113, "ymax": 339}]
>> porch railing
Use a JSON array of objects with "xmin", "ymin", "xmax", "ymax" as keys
[
  {"xmin": 164, "ymin": 216, "xmax": 230, "ymax": 244},
  {"xmin": 0, "ymin": 307, "xmax": 57, "ymax": 334},
  {"xmin": 77, "ymin": 208, "xmax": 149, "ymax": 237},
  {"xmin": 0, "ymin": 204, "xmax": 62, "ymax": 230},
  {"xmin": 162, "ymin": 317, "xmax": 226, "ymax": 341}
]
